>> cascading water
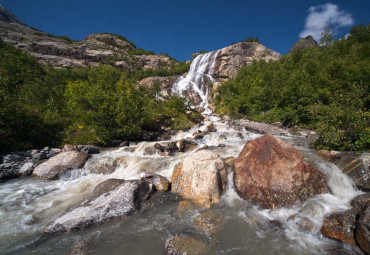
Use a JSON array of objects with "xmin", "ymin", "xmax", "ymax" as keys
[
  {"xmin": 172, "ymin": 50, "xmax": 220, "ymax": 114},
  {"xmin": 0, "ymin": 51, "xmax": 364, "ymax": 254}
]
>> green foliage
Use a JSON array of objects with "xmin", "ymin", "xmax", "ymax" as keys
[
  {"xmin": 216, "ymin": 24, "xmax": 370, "ymax": 151},
  {"xmin": 242, "ymin": 37, "xmax": 260, "ymax": 43},
  {"xmin": 0, "ymin": 39, "xmax": 196, "ymax": 152}
]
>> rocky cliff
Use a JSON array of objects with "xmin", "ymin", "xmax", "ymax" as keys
[
  {"xmin": 288, "ymin": 35, "xmax": 319, "ymax": 54},
  {"xmin": 0, "ymin": 5, "xmax": 178, "ymax": 69}
]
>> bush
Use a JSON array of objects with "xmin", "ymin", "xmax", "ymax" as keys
[{"xmin": 216, "ymin": 24, "xmax": 370, "ymax": 151}]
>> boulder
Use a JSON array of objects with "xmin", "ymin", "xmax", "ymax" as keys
[
  {"xmin": 63, "ymin": 144, "xmax": 78, "ymax": 152},
  {"xmin": 165, "ymin": 234, "xmax": 210, "ymax": 255},
  {"xmin": 32, "ymin": 151, "xmax": 89, "ymax": 180},
  {"xmin": 233, "ymin": 135, "xmax": 328, "ymax": 209},
  {"xmin": 18, "ymin": 162, "xmax": 34, "ymax": 176},
  {"xmin": 320, "ymin": 194, "xmax": 370, "ymax": 251},
  {"xmin": 141, "ymin": 172, "xmax": 170, "ymax": 192},
  {"xmin": 84, "ymin": 157, "xmax": 118, "ymax": 175},
  {"xmin": 356, "ymin": 205, "xmax": 370, "ymax": 254},
  {"xmin": 44, "ymin": 179, "xmax": 153, "ymax": 233},
  {"xmin": 321, "ymin": 209, "xmax": 358, "ymax": 245},
  {"xmin": 171, "ymin": 150, "xmax": 227, "ymax": 207}
]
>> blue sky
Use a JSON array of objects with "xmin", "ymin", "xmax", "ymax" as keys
[{"xmin": 1, "ymin": 0, "xmax": 369, "ymax": 61}]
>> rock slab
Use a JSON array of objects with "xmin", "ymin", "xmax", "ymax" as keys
[
  {"xmin": 44, "ymin": 179, "xmax": 152, "ymax": 233},
  {"xmin": 33, "ymin": 151, "xmax": 89, "ymax": 180}
]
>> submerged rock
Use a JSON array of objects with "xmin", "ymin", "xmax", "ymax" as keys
[
  {"xmin": 44, "ymin": 179, "xmax": 153, "ymax": 233},
  {"xmin": 171, "ymin": 150, "xmax": 227, "ymax": 207},
  {"xmin": 193, "ymin": 211, "xmax": 223, "ymax": 235},
  {"xmin": 33, "ymin": 151, "xmax": 89, "ymax": 180},
  {"xmin": 84, "ymin": 157, "xmax": 118, "ymax": 175},
  {"xmin": 165, "ymin": 234, "xmax": 210, "ymax": 255},
  {"xmin": 233, "ymin": 134, "xmax": 328, "ymax": 209}
]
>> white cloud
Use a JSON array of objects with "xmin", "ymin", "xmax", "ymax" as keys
[{"xmin": 299, "ymin": 3, "xmax": 354, "ymax": 41}]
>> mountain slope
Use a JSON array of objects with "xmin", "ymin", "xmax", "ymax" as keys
[{"xmin": 0, "ymin": 5, "xmax": 180, "ymax": 69}]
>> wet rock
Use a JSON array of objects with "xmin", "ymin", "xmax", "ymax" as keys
[
  {"xmin": 119, "ymin": 141, "xmax": 130, "ymax": 147},
  {"xmin": 193, "ymin": 131, "xmax": 204, "ymax": 140},
  {"xmin": 171, "ymin": 150, "xmax": 227, "ymax": 207},
  {"xmin": 321, "ymin": 208, "xmax": 358, "ymax": 245},
  {"xmin": 334, "ymin": 153, "xmax": 369, "ymax": 192},
  {"xmin": 233, "ymin": 135, "xmax": 328, "ymax": 209},
  {"xmin": 168, "ymin": 142, "xmax": 179, "ymax": 152},
  {"xmin": 63, "ymin": 144, "xmax": 78, "ymax": 152},
  {"xmin": 32, "ymin": 152, "xmax": 47, "ymax": 160},
  {"xmin": 44, "ymin": 179, "xmax": 153, "ymax": 233},
  {"xmin": 244, "ymin": 121, "xmax": 290, "ymax": 136},
  {"xmin": 18, "ymin": 162, "xmax": 34, "ymax": 176},
  {"xmin": 218, "ymin": 144, "xmax": 226, "ymax": 148},
  {"xmin": 77, "ymin": 145, "xmax": 100, "ymax": 154},
  {"xmin": 165, "ymin": 234, "xmax": 210, "ymax": 255},
  {"xmin": 206, "ymin": 123, "xmax": 217, "ymax": 132},
  {"xmin": 321, "ymin": 194, "xmax": 370, "ymax": 251},
  {"xmin": 32, "ymin": 151, "xmax": 89, "ymax": 180},
  {"xmin": 356, "ymin": 205, "xmax": 370, "ymax": 254},
  {"xmin": 70, "ymin": 232, "xmax": 99, "ymax": 255},
  {"xmin": 223, "ymin": 156, "xmax": 235, "ymax": 169},
  {"xmin": 193, "ymin": 211, "xmax": 223, "ymax": 235},
  {"xmin": 154, "ymin": 143, "xmax": 166, "ymax": 152},
  {"xmin": 315, "ymin": 150, "xmax": 341, "ymax": 162},
  {"xmin": 177, "ymin": 200, "xmax": 197, "ymax": 212},
  {"xmin": 84, "ymin": 157, "xmax": 118, "ymax": 175},
  {"xmin": 141, "ymin": 172, "xmax": 170, "ymax": 192}
]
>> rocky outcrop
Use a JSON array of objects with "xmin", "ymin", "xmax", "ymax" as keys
[
  {"xmin": 137, "ymin": 75, "xmax": 180, "ymax": 99},
  {"xmin": 315, "ymin": 151, "xmax": 370, "ymax": 192},
  {"xmin": 0, "ymin": 6, "xmax": 180, "ymax": 69},
  {"xmin": 32, "ymin": 151, "xmax": 89, "ymax": 180},
  {"xmin": 165, "ymin": 234, "xmax": 210, "ymax": 255},
  {"xmin": 233, "ymin": 135, "xmax": 328, "ymax": 209},
  {"xmin": 288, "ymin": 35, "xmax": 319, "ymax": 54},
  {"xmin": 321, "ymin": 194, "xmax": 370, "ymax": 253},
  {"xmin": 0, "ymin": 4, "xmax": 26, "ymax": 26},
  {"xmin": 44, "ymin": 179, "xmax": 153, "ymax": 233},
  {"xmin": 213, "ymin": 42, "xmax": 281, "ymax": 82},
  {"xmin": 171, "ymin": 150, "xmax": 227, "ymax": 207}
]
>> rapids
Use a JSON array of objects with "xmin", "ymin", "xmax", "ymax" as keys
[
  {"xmin": 0, "ymin": 116, "xmax": 362, "ymax": 254},
  {"xmin": 0, "ymin": 52, "xmax": 362, "ymax": 254}
]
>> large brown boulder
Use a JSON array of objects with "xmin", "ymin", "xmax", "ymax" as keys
[
  {"xmin": 233, "ymin": 135, "xmax": 328, "ymax": 209},
  {"xmin": 32, "ymin": 151, "xmax": 89, "ymax": 180},
  {"xmin": 171, "ymin": 150, "xmax": 227, "ymax": 208}
]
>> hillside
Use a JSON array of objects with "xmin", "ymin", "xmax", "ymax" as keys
[{"xmin": 0, "ymin": 5, "xmax": 180, "ymax": 70}]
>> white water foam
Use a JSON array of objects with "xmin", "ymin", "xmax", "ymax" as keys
[{"xmin": 172, "ymin": 50, "xmax": 220, "ymax": 114}]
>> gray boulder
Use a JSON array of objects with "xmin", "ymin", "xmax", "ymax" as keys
[
  {"xmin": 32, "ymin": 151, "xmax": 89, "ymax": 180},
  {"xmin": 44, "ymin": 179, "xmax": 153, "ymax": 233}
]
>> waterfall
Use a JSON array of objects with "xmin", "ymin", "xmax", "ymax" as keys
[{"xmin": 172, "ymin": 50, "xmax": 220, "ymax": 114}]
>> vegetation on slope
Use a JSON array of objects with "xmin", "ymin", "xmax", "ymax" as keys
[
  {"xmin": 216, "ymin": 24, "xmax": 370, "ymax": 151},
  {"xmin": 0, "ymin": 39, "xmax": 198, "ymax": 153}
]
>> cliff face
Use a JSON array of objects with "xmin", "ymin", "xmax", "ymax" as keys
[
  {"xmin": 213, "ymin": 41, "xmax": 281, "ymax": 81},
  {"xmin": 0, "ymin": 6, "xmax": 178, "ymax": 69},
  {"xmin": 0, "ymin": 4, "xmax": 26, "ymax": 26}
]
